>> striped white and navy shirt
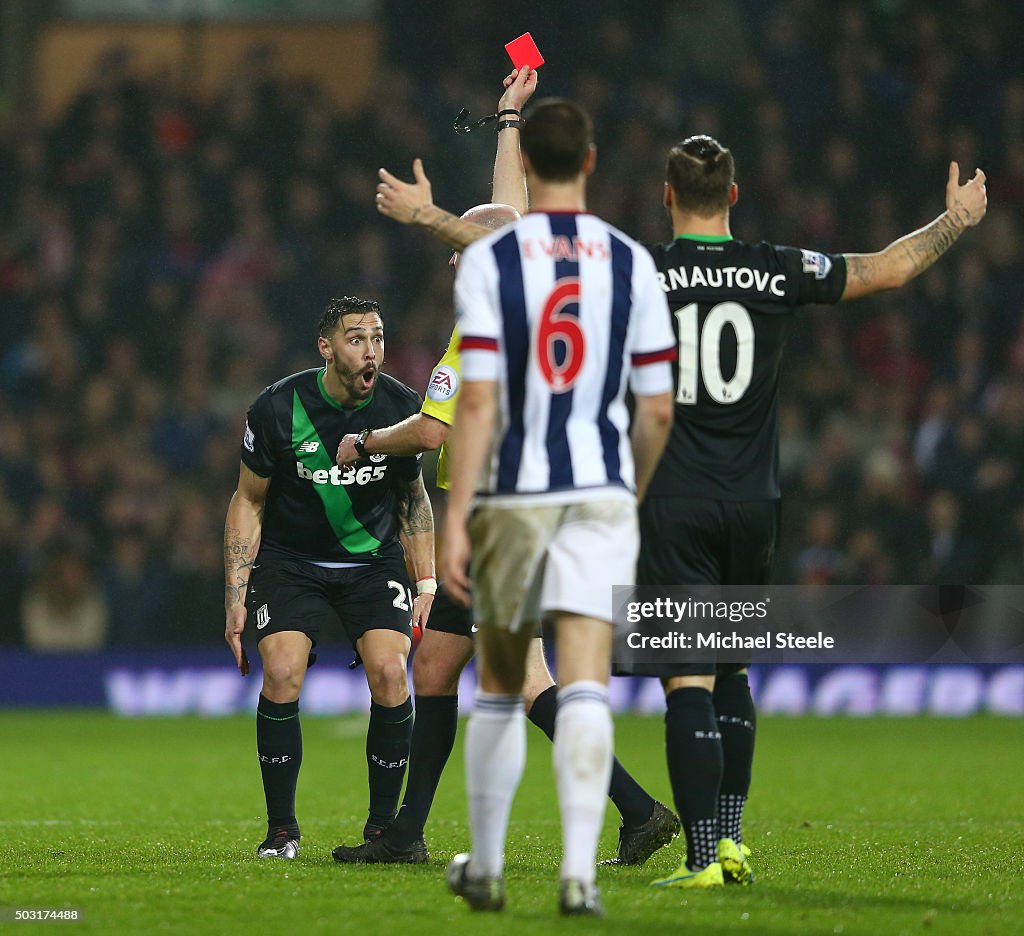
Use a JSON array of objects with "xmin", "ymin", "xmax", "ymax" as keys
[{"xmin": 455, "ymin": 211, "xmax": 675, "ymax": 499}]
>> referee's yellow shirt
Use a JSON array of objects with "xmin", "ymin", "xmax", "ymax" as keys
[{"xmin": 419, "ymin": 327, "xmax": 461, "ymax": 490}]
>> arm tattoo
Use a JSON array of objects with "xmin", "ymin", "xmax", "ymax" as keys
[
  {"xmin": 224, "ymin": 525, "xmax": 256, "ymax": 608},
  {"xmin": 397, "ymin": 477, "xmax": 434, "ymax": 537},
  {"xmin": 847, "ymin": 211, "xmax": 964, "ymax": 295},
  {"xmin": 411, "ymin": 205, "xmax": 485, "ymax": 252},
  {"xmin": 897, "ymin": 212, "xmax": 962, "ymax": 274},
  {"xmin": 845, "ymin": 252, "xmax": 882, "ymax": 289}
]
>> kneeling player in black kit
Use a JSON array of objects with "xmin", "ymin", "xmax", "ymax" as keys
[{"xmin": 223, "ymin": 296, "xmax": 435, "ymax": 859}]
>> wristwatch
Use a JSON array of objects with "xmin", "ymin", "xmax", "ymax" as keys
[{"xmin": 353, "ymin": 429, "xmax": 372, "ymax": 457}]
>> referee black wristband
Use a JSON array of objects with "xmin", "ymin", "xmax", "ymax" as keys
[
  {"xmin": 497, "ymin": 109, "xmax": 521, "ymax": 118},
  {"xmin": 496, "ymin": 118, "xmax": 524, "ymax": 133}
]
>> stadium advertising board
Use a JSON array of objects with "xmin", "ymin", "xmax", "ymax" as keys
[{"xmin": 0, "ymin": 649, "xmax": 1020, "ymax": 717}]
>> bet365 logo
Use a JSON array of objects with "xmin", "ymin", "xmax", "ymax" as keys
[{"xmin": 295, "ymin": 462, "xmax": 386, "ymax": 486}]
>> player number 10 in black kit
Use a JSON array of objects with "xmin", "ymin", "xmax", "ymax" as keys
[{"xmin": 675, "ymin": 301, "xmax": 754, "ymax": 405}]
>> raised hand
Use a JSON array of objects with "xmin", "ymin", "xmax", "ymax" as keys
[
  {"xmin": 499, "ymin": 65, "xmax": 538, "ymax": 114},
  {"xmin": 946, "ymin": 160, "xmax": 987, "ymax": 228},
  {"xmin": 376, "ymin": 158, "xmax": 434, "ymax": 224}
]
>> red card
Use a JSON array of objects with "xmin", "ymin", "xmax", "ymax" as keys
[{"xmin": 505, "ymin": 32, "xmax": 545, "ymax": 70}]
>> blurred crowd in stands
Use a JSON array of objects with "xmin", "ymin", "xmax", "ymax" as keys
[{"xmin": 1, "ymin": 0, "xmax": 1023, "ymax": 649}]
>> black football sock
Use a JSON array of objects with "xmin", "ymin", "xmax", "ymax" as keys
[
  {"xmin": 714, "ymin": 672, "xmax": 756, "ymax": 845},
  {"xmin": 365, "ymin": 697, "xmax": 414, "ymax": 827},
  {"xmin": 387, "ymin": 694, "xmax": 459, "ymax": 846},
  {"xmin": 528, "ymin": 684, "xmax": 656, "ymax": 828},
  {"xmin": 665, "ymin": 686, "xmax": 722, "ymax": 869},
  {"xmin": 256, "ymin": 694, "xmax": 302, "ymax": 830}
]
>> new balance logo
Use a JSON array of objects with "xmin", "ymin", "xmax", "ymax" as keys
[
  {"xmin": 256, "ymin": 604, "xmax": 271, "ymax": 630},
  {"xmin": 297, "ymin": 441, "xmax": 320, "ymax": 453}
]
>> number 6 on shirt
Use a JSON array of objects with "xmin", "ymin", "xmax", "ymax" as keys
[{"xmin": 536, "ymin": 277, "xmax": 584, "ymax": 392}]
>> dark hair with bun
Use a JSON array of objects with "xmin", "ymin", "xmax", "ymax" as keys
[{"xmin": 665, "ymin": 134, "xmax": 735, "ymax": 215}]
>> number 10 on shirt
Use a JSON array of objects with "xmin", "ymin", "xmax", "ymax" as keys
[{"xmin": 674, "ymin": 301, "xmax": 754, "ymax": 405}]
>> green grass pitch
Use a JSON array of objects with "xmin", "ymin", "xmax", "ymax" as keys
[{"xmin": 1, "ymin": 712, "xmax": 1020, "ymax": 935}]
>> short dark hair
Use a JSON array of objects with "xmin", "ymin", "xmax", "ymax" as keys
[
  {"xmin": 665, "ymin": 135, "xmax": 735, "ymax": 216},
  {"xmin": 318, "ymin": 296, "xmax": 381, "ymax": 337},
  {"xmin": 521, "ymin": 98, "xmax": 594, "ymax": 182}
]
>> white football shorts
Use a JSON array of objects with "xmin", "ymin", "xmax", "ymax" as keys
[{"xmin": 468, "ymin": 491, "xmax": 638, "ymax": 633}]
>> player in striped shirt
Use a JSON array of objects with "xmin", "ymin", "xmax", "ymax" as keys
[{"xmin": 437, "ymin": 98, "xmax": 675, "ymax": 917}]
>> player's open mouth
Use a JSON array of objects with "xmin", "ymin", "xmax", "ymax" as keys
[{"xmin": 360, "ymin": 367, "xmax": 376, "ymax": 388}]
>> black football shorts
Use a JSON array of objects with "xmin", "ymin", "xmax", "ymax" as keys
[
  {"xmin": 424, "ymin": 582, "xmax": 475, "ymax": 639},
  {"xmin": 624, "ymin": 495, "xmax": 780, "ymax": 678},
  {"xmin": 246, "ymin": 556, "xmax": 413, "ymax": 666}
]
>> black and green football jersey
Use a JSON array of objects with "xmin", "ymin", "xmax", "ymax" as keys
[{"xmin": 241, "ymin": 368, "xmax": 422, "ymax": 563}]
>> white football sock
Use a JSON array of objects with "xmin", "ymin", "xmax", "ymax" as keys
[
  {"xmin": 553, "ymin": 680, "xmax": 613, "ymax": 885},
  {"xmin": 465, "ymin": 692, "xmax": 525, "ymax": 878}
]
